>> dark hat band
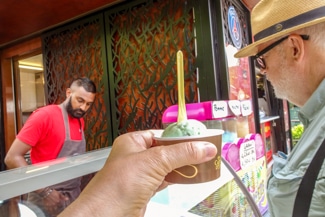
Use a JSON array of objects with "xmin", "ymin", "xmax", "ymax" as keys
[{"xmin": 254, "ymin": 6, "xmax": 325, "ymax": 41}]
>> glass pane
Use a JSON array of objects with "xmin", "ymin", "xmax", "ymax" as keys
[{"xmin": 0, "ymin": 148, "xmax": 109, "ymax": 216}]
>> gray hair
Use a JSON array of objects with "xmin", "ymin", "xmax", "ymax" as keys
[{"xmin": 296, "ymin": 22, "xmax": 325, "ymax": 51}]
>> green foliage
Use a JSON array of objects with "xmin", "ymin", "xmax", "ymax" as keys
[{"xmin": 291, "ymin": 124, "xmax": 304, "ymax": 146}]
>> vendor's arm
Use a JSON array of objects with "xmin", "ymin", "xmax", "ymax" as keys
[
  {"xmin": 5, "ymin": 138, "xmax": 69, "ymax": 206},
  {"xmin": 4, "ymin": 138, "xmax": 31, "ymax": 169}
]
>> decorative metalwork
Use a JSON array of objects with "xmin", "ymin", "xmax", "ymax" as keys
[
  {"xmin": 106, "ymin": 0, "xmax": 198, "ymax": 135},
  {"xmin": 41, "ymin": 0, "xmax": 201, "ymax": 146},
  {"xmin": 42, "ymin": 15, "xmax": 110, "ymax": 150}
]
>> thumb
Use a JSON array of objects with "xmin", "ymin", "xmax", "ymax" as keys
[{"xmin": 153, "ymin": 141, "xmax": 217, "ymax": 173}]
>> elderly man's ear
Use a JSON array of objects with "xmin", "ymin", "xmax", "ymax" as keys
[{"xmin": 288, "ymin": 35, "xmax": 306, "ymax": 60}]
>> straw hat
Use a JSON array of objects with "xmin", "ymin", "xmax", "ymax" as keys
[{"xmin": 234, "ymin": 0, "xmax": 325, "ymax": 58}]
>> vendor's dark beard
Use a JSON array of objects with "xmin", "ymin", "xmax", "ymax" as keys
[{"xmin": 66, "ymin": 98, "xmax": 86, "ymax": 118}]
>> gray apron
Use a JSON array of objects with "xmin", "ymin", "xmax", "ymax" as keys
[
  {"xmin": 51, "ymin": 103, "xmax": 86, "ymax": 202},
  {"xmin": 25, "ymin": 103, "xmax": 86, "ymax": 216}
]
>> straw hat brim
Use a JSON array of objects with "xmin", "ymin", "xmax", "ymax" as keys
[{"xmin": 234, "ymin": 17, "xmax": 325, "ymax": 58}]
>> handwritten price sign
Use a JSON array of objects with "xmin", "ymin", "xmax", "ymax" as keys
[{"xmin": 239, "ymin": 140, "xmax": 256, "ymax": 169}]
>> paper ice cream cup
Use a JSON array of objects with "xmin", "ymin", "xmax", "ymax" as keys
[{"xmin": 153, "ymin": 129, "xmax": 224, "ymax": 184}]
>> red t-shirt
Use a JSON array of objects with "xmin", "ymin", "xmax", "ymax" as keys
[{"xmin": 17, "ymin": 105, "xmax": 84, "ymax": 164}]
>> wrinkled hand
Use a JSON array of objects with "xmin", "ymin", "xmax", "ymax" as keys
[{"xmin": 59, "ymin": 130, "xmax": 217, "ymax": 217}]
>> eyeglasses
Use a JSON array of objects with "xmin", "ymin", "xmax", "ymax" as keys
[{"xmin": 254, "ymin": 35, "xmax": 309, "ymax": 70}]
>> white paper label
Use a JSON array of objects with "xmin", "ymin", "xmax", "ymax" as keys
[
  {"xmin": 228, "ymin": 100, "xmax": 241, "ymax": 116},
  {"xmin": 239, "ymin": 140, "xmax": 256, "ymax": 169},
  {"xmin": 211, "ymin": 101, "xmax": 228, "ymax": 118},
  {"xmin": 240, "ymin": 100, "xmax": 252, "ymax": 116}
]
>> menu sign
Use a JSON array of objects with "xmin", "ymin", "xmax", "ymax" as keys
[
  {"xmin": 239, "ymin": 140, "xmax": 256, "ymax": 169},
  {"xmin": 211, "ymin": 100, "xmax": 253, "ymax": 119}
]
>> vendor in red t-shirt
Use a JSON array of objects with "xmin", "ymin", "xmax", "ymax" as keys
[{"xmin": 5, "ymin": 77, "xmax": 96, "ymax": 216}]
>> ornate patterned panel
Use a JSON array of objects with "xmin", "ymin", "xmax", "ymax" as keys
[
  {"xmin": 106, "ymin": 0, "xmax": 198, "ymax": 135},
  {"xmin": 42, "ymin": 15, "xmax": 111, "ymax": 150}
]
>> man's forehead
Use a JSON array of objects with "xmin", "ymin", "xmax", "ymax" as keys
[{"xmin": 72, "ymin": 87, "xmax": 96, "ymax": 101}]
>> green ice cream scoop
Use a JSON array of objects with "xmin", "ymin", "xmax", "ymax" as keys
[{"xmin": 161, "ymin": 119, "xmax": 207, "ymax": 137}]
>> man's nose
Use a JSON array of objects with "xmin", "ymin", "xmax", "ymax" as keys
[{"xmin": 80, "ymin": 103, "xmax": 87, "ymax": 111}]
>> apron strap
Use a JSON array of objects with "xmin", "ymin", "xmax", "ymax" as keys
[
  {"xmin": 292, "ymin": 138, "xmax": 325, "ymax": 217},
  {"xmin": 59, "ymin": 103, "xmax": 71, "ymax": 140}
]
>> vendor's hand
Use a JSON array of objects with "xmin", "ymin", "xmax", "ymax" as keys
[
  {"xmin": 59, "ymin": 130, "xmax": 217, "ymax": 217},
  {"xmin": 42, "ymin": 189, "xmax": 69, "ymax": 215}
]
